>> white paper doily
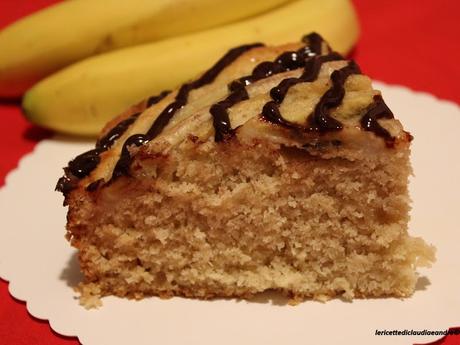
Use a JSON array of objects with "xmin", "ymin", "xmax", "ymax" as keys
[{"xmin": 1, "ymin": 82, "xmax": 459, "ymax": 345}]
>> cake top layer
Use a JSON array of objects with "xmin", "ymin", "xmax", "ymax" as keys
[{"xmin": 56, "ymin": 33, "xmax": 411, "ymax": 197}]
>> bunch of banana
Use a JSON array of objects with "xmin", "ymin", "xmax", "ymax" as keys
[
  {"xmin": 0, "ymin": 0, "xmax": 290, "ymax": 97},
  {"xmin": 2, "ymin": 0, "xmax": 360, "ymax": 136}
]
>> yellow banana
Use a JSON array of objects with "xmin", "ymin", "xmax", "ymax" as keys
[
  {"xmin": 0, "ymin": 0, "xmax": 291, "ymax": 97},
  {"xmin": 23, "ymin": 0, "xmax": 359, "ymax": 136}
]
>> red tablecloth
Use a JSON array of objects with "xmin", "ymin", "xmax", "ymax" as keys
[{"xmin": 0, "ymin": 1, "xmax": 459, "ymax": 344}]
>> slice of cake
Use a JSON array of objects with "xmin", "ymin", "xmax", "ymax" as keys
[{"xmin": 57, "ymin": 33, "xmax": 435, "ymax": 307}]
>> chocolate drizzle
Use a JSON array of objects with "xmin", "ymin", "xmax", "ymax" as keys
[
  {"xmin": 360, "ymin": 94, "xmax": 396, "ymax": 146},
  {"xmin": 211, "ymin": 82, "xmax": 248, "ymax": 142},
  {"xmin": 96, "ymin": 112, "xmax": 141, "ymax": 150},
  {"xmin": 55, "ymin": 174, "xmax": 77, "ymax": 197},
  {"xmin": 261, "ymin": 53, "xmax": 353, "ymax": 131},
  {"xmin": 68, "ymin": 112, "xmax": 144, "ymax": 181},
  {"xmin": 66, "ymin": 148, "xmax": 103, "ymax": 179},
  {"xmin": 57, "ymin": 33, "xmax": 401, "ymax": 199},
  {"xmin": 147, "ymin": 90, "xmax": 171, "ymax": 107},
  {"xmin": 270, "ymin": 53, "xmax": 343, "ymax": 103},
  {"xmin": 211, "ymin": 33, "xmax": 327, "ymax": 141},
  {"xmin": 56, "ymin": 91, "xmax": 169, "ymax": 195},
  {"xmin": 111, "ymin": 134, "xmax": 150, "ymax": 180},
  {"xmin": 308, "ymin": 61, "xmax": 361, "ymax": 131},
  {"xmin": 301, "ymin": 32, "xmax": 325, "ymax": 56},
  {"xmin": 111, "ymin": 43, "xmax": 263, "ymax": 179}
]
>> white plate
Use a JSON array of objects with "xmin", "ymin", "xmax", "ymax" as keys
[{"xmin": 0, "ymin": 82, "xmax": 459, "ymax": 345}]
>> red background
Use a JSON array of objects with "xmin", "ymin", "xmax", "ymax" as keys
[{"xmin": 0, "ymin": 1, "xmax": 459, "ymax": 344}]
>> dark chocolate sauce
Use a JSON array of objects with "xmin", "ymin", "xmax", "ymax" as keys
[
  {"xmin": 55, "ymin": 173, "xmax": 78, "ymax": 197},
  {"xmin": 301, "ymin": 32, "xmax": 325, "ymax": 56},
  {"xmin": 211, "ymin": 34, "xmax": 328, "ymax": 141},
  {"xmin": 56, "ymin": 91, "xmax": 169, "ymax": 195},
  {"xmin": 261, "ymin": 53, "xmax": 350, "ymax": 131},
  {"xmin": 96, "ymin": 112, "xmax": 141, "ymax": 150},
  {"xmin": 262, "ymin": 101, "xmax": 297, "ymax": 128},
  {"xmin": 67, "ymin": 148, "xmax": 103, "ymax": 179},
  {"xmin": 111, "ymin": 134, "xmax": 149, "ymax": 180},
  {"xmin": 270, "ymin": 53, "xmax": 342, "ymax": 103},
  {"xmin": 210, "ymin": 81, "xmax": 249, "ymax": 141},
  {"xmin": 360, "ymin": 94, "xmax": 396, "ymax": 146},
  {"xmin": 145, "ymin": 43, "xmax": 263, "ymax": 140},
  {"xmin": 147, "ymin": 90, "xmax": 171, "ymax": 107},
  {"xmin": 308, "ymin": 61, "xmax": 361, "ymax": 132},
  {"xmin": 110, "ymin": 43, "xmax": 263, "ymax": 179}
]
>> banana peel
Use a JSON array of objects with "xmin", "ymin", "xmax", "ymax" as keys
[
  {"xmin": 23, "ymin": 0, "xmax": 359, "ymax": 136},
  {"xmin": 0, "ymin": 0, "xmax": 291, "ymax": 97}
]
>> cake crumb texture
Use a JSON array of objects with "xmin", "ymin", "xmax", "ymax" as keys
[{"xmin": 67, "ymin": 137, "xmax": 435, "ymax": 306}]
